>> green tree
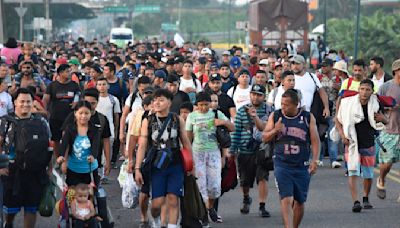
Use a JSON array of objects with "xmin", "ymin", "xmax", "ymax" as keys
[{"xmin": 327, "ymin": 11, "xmax": 400, "ymax": 71}]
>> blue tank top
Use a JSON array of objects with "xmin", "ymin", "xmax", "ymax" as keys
[{"xmin": 273, "ymin": 109, "xmax": 311, "ymax": 167}]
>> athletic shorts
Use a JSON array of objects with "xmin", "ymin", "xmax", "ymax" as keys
[
  {"xmin": 274, "ymin": 165, "xmax": 310, "ymax": 204},
  {"xmin": 345, "ymin": 146, "xmax": 375, "ymax": 179},
  {"xmin": 151, "ymin": 164, "xmax": 184, "ymax": 199},
  {"xmin": 238, "ymin": 153, "xmax": 269, "ymax": 188},
  {"xmin": 49, "ymin": 118, "xmax": 64, "ymax": 141},
  {"xmin": 378, "ymin": 132, "xmax": 400, "ymax": 164},
  {"xmin": 3, "ymin": 166, "xmax": 48, "ymax": 214},
  {"xmin": 193, "ymin": 150, "xmax": 222, "ymax": 202}
]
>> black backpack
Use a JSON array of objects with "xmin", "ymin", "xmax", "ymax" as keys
[{"xmin": 6, "ymin": 114, "xmax": 51, "ymax": 171}]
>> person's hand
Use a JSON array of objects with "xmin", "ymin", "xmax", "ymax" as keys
[
  {"xmin": 247, "ymin": 107, "xmax": 257, "ymax": 119},
  {"xmin": 56, "ymin": 156, "xmax": 65, "ymax": 164},
  {"xmin": 104, "ymin": 163, "xmax": 111, "ymax": 176},
  {"xmin": 61, "ymin": 162, "xmax": 67, "ymax": 174},
  {"xmin": 0, "ymin": 168, "xmax": 9, "ymax": 176},
  {"xmin": 323, "ymin": 107, "xmax": 330, "ymax": 118},
  {"xmin": 127, "ymin": 161, "xmax": 133, "ymax": 174},
  {"xmin": 342, "ymin": 136, "xmax": 350, "ymax": 146},
  {"xmin": 214, "ymin": 119, "xmax": 226, "ymax": 127},
  {"xmin": 309, "ymin": 161, "xmax": 317, "ymax": 175},
  {"xmin": 374, "ymin": 113, "xmax": 386, "ymax": 123},
  {"xmin": 87, "ymin": 155, "xmax": 95, "ymax": 163},
  {"xmin": 274, "ymin": 117, "xmax": 284, "ymax": 132},
  {"xmin": 135, "ymin": 169, "xmax": 143, "ymax": 186},
  {"xmin": 184, "ymin": 87, "xmax": 196, "ymax": 93}
]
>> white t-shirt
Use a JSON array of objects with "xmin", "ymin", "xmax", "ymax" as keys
[
  {"xmin": 124, "ymin": 92, "xmax": 143, "ymax": 124},
  {"xmin": 227, "ymin": 85, "xmax": 251, "ymax": 110},
  {"xmin": 179, "ymin": 77, "xmax": 202, "ymax": 93},
  {"xmin": 294, "ymin": 72, "xmax": 321, "ymax": 111},
  {"xmin": 267, "ymin": 86, "xmax": 284, "ymax": 110},
  {"xmin": 372, "ymin": 73, "xmax": 385, "ymax": 90},
  {"xmin": 0, "ymin": 91, "xmax": 13, "ymax": 117},
  {"xmin": 96, "ymin": 94, "xmax": 121, "ymax": 138}
]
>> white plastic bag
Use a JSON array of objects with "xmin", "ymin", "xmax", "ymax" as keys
[
  {"xmin": 121, "ymin": 173, "xmax": 140, "ymax": 209},
  {"xmin": 118, "ymin": 160, "xmax": 129, "ymax": 188}
]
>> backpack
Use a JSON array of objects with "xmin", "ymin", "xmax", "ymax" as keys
[{"xmin": 6, "ymin": 114, "xmax": 51, "ymax": 171}]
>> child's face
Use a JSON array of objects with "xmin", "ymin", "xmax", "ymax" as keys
[
  {"xmin": 210, "ymin": 95, "xmax": 218, "ymax": 110},
  {"xmin": 180, "ymin": 108, "xmax": 191, "ymax": 121},
  {"xmin": 197, "ymin": 101, "xmax": 210, "ymax": 114},
  {"xmin": 76, "ymin": 189, "xmax": 89, "ymax": 203}
]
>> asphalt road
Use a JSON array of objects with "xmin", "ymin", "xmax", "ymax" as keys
[{"xmin": 14, "ymin": 159, "xmax": 400, "ymax": 228}]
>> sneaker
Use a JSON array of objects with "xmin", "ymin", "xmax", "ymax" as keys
[
  {"xmin": 208, "ymin": 208, "xmax": 218, "ymax": 222},
  {"xmin": 317, "ymin": 160, "xmax": 324, "ymax": 167},
  {"xmin": 216, "ymin": 215, "xmax": 223, "ymax": 223},
  {"xmin": 376, "ymin": 177, "xmax": 386, "ymax": 199},
  {"xmin": 331, "ymin": 161, "xmax": 342, "ymax": 169},
  {"xmin": 345, "ymin": 170, "xmax": 349, "ymax": 177},
  {"xmin": 100, "ymin": 176, "xmax": 109, "ymax": 185},
  {"xmin": 139, "ymin": 221, "xmax": 151, "ymax": 228},
  {"xmin": 152, "ymin": 217, "xmax": 161, "ymax": 228},
  {"xmin": 111, "ymin": 162, "xmax": 118, "ymax": 169},
  {"xmin": 240, "ymin": 196, "xmax": 252, "ymax": 214},
  {"xmin": 363, "ymin": 200, "xmax": 373, "ymax": 209},
  {"xmin": 259, "ymin": 207, "xmax": 271, "ymax": 217},
  {"xmin": 337, "ymin": 155, "xmax": 344, "ymax": 162},
  {"xmin": 352, "ymin": 201, "xmax": 362, "ymax": 213}
]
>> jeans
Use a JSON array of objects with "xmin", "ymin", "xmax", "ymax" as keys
[{"xmin": 320, "ymin": 117, "xmax": 338, "ymax": 163}]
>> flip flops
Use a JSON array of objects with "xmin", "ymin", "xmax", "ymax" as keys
[{"xmin": 376, "ymin": 177, "xmax": 386, "ymax": 199}]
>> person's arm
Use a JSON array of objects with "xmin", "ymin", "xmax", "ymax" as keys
[
  {"xmin": 134, "ymin": 118, "xmax": 149, "ymax": 186},
  {"xmin": 179, "ymin": 116, "xmax": 193, "ymax": 153},
  {"xmin": 262, "ymin": 113, "xmax": 280, "ymax": 143},
  {"xmin": 102, "ymin": 137, "xmax": 111, "ymax": 176},
  {"xmin": 215, "ymin": 111, "xmax": 235, "ymax": 132},
  {"xmin": 185, "ymin": 114, "xmax": 194, "ymax": 142},
  {"xmin": 88, "ymin": 201, "xmax": 96, "ymax": 219},
  {"xmin": 42, "ymin": 94, "xmax": 50, "ymax": 111},
  {"xmin": 70, "ymin": 200, "xmax": 81, "ymax": 220},
  {"xmin": 309, "ymin": 114, "xmax": 320, "ymax": 175},
  {"xmin": 229, "ymin": 107, "xmax": 236, "ymax": 121},
  {"xmin": 127, "ymin": 135, "xmax": 139, "ymax": 173},
  {"xmin": 318, "ymin": 87, "xmax": 330, "ymax": 117},
  {"xmin": 119, "ymin": 104, "xmax": 131, "ymax": 143}
]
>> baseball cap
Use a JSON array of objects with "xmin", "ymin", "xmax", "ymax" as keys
[
  {"xmin": 56, "ymin": 57, "xmax": 68, "ymax": 65},
  {"xmin": 274, "ymin": 62, "xmax": 282, "ymax": 69},
  {"xmin": 174, "ymin": 55, "xmax": 185, "ymax": 64},
  {"xmin": 392, "ymin": 59, "xmax": 400, "ymax": 72},
  {"xmin": 230, "ymin": 56, "xmax": 241, "ymax": 68},
  {"xmin": 290, "ymin": 55, "xmax": 306, "ymax": 64},
  {"xmin": 250, "ymin": 84, "xmax": 266, "ymax": 95},
  {"xmin": 210, "ymin": 63, "xmax": 219, "ymax": 69},
  {"xmin": 201, "ymin": 47, "xmax": 212, "ymax": 55},
  {"xmin": 321, "ymin": 59, "xmax": 334, "ymax": 67},
  {"xmin": 166, "ymin": 59, "xmax": 175, "ymax": 65},
  {"xmin": 241, "ymin": 54, "xmax": 249, "ymax": 60},
  {"xmin": 209, "ymin": 73, "xmax": 221, "ymax": 81},
  {"xmin": 166, "ymin": 74, "xmax": 180, "ymax": 83},
  {"xmin": 68, "ymin": 58, "xmax": 80, "ymax": 66},
  {"xmin": 155, "ymin": 70, "xmax": 166, "ymax": 79},
  {"xmin": 259, "ymin": 59, "xmax": 269, "ymax": 65},
  {"xmin": 144, "ymin": 86, "xmax": 154, "ymax": 94},
  {"xmin": 222, "ymin": 50, "xmax": 231, "ymax": 56}
]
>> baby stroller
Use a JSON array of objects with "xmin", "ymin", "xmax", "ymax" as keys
[{"xmin": 54, "ymin": 163, "xmax": 114, "ymax": 228}]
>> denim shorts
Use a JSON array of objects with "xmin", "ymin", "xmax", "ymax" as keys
[{"xmin": 151, "ymin": 164, "xmax": 184, "ymax": 199}]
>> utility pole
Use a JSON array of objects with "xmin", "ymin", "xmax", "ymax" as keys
[
  {"xmin": 0, "ymin": 0, "xmax": 4, "ymax": 43},
  {"xmin": 354, "ymin": 0, "xmax": 361, "ymax": 59},
  {"xmin": 323, "ymin": 0, "xmax": 327, "ymax": 46},
  {"xmin": 45, "ymin": 0, "xmax": 50, "ymax": 42},
  {"xmin": 228, "ymin": 0, "xmax": 231, "ymax": 46},
  {"xmin": 14, "ymin": 0, "xmax": 27, "ymax": 41}
]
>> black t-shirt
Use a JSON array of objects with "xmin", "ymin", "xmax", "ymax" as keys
[
  {"xmin": 218, "ymin": 93, "xmax": 236, "ymax": 119},
  {"xmin": 171, "ymin": 91, "xmax": 190, "ymax": 114},
  {"xmin": 45, "ymin": 80, "xmax": 80, "ymax": 120},
  {"xmin": 355, "ymin": 104, "xmax": 375, "ymax": 149},
  {"xmin": 62, "ymin": 112, "xmax": 111, "ymax": 139}
]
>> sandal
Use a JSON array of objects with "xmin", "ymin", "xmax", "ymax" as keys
[{"xmin": 376, "ymin": 177, "xmax": 386, "ymax": 199}]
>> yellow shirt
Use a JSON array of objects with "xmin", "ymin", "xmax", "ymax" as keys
[{"xmin": 340, "ymin": 78, "xmax": 378, "ymax": 93}]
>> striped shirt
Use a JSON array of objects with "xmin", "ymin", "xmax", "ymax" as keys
[{"xmin": 230, "ymin": 102, "xmax": 271, "ymax": 155}]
